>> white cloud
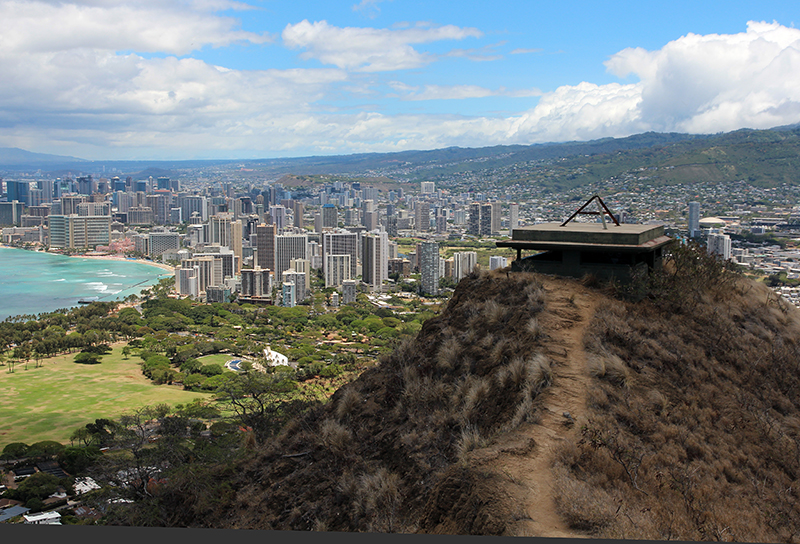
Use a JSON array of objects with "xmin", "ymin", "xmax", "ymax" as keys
[
  {"xmin": 0, "ymin": 0, "xmax": 270, "ymax": 56},
  {"xmin": 603, "ymin": 20, "xmax": 800, "ymax": 134},
  {"xmin": 396, "ymin": 84, "xmax": 542, "ymax": 101},
  {"xmin": 510, "ymin": 48, "xmax": 543, "ymax": 55},
  {"xmin": 282, "ymin": 19, "xmax": 483, "ymax": 72},
  {"xmin": 5, "ymin": 11, "xmax": 800, "ymax": 160}
]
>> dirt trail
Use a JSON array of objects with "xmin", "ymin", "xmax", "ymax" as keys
[{"xmin": 468, "ymin": 276, "xmax": 601, "ymax": 538}]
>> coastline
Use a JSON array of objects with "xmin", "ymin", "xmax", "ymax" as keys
[
  {"xmin": 0, "ymin": 245, "xmax": 174, "ymax": 273},
  {"xmin": 71, "ymin": 253, "xmax": 176, "ymax": 274}
]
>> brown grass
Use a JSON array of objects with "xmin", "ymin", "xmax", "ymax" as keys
[{"xmin": 552, "ymin": 273, "xmax": 800, "ymax": 542}]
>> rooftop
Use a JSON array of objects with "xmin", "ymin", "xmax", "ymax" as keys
[{"xmin": 498, "ymin": 222, "xmax": 672, "ymax": 253}]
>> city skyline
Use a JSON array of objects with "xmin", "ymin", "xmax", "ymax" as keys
[{"xmin": 1, "ymin": 1, "xmax": 799, "ymax": 161}]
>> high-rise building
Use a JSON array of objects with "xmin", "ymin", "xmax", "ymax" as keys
[
  {"xmin": 325, "ymin": 254, "xmax": 352, "ymax": 288},
  {"xmin": 275, "ymin": 234, "xmax": 308, "ymax": 279},
  {"xmin": 293, "ymin": 202, "xmax": 304, "ymax": 228},
  {"xmin": 282, "ymin": 269, "xmax": 307, "ymax": 302},
  {"xmin": 321, "ymin": 204, "xmax": 338, "ymax": 229},
  {"xmin": 322, "ymin": 230, "xmax": 359, "ymax": 281},
  {"xmin": 688, "ymin": 202, "xmax": 701, "ymax": 238},
  {"xmin": 707, "ymin": 233, "xmax": 732, "ymax": 261},
  {"xmin": 509, "ymin": 203, "xmax": 519, "ymax": 231},
  {"xmin": 419, "ymin": 241, "xmax": 440, "ymax": 296},
  {"xmin": 281, "ymin": 282, "xmax": 296, "ymax": 307},
  {"xmin": 240, "ymin": 266, "xmax": 272, "ymax": 298},
  {"xmin": 149, "ymin": 231, "xmax": 181, "ymax": 258},
  {"xmin": 362, "ymin": 231, "xmax": 389, "ymax": 292},
  {"xmin": 48, "ymin": 215, "xmax": 111, "ymax": 249},
  {"xmin": 290, "ymin": 258, "xmax": 312, "ymax": 292},
  {"xmin": 341, "ymin": 279, "xmax": 357, "ymax": 304},
  {"xmin": 415, "ymin": 202, "xmax": 430, "ymax": 233},
  {"xmin": 0, "ymin": 201, "xmax": 24, "ymax": 226},
  {"xmin": 180, "ymin": 256, "xmax": 220, "ymax": 294},
  {"xmin": 468, "ymin": 202, "xmax": 481, "ymax": 236},
  {"xmin": 176, "ymin": 266, "xmax": 200, "ymax": 299},
  {"xmin": 270, "ymin": 205, "xmax": 287, "ymax": 230},
  {"xmin": 420, "ymin": 181, "xmax": 435, "ymax": 194},
  {"xmin": 255, "ymin": 223, "xmax": 276, "ymax": 274},
  {"xmin": 489, "ymin": 256, "xmax": 508, "ymax": 270},
  {"xmin": 452, "ymin": 251, "xmax": 477, "ymax": 281}
]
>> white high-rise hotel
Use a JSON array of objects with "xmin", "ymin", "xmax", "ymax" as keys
[{"xmin": 362, "ymin": 231, "xmax": 389, "ymax": 292}]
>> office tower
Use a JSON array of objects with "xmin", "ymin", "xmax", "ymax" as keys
[
  {"xmin": 322, "ymin": 230, "xmax": 359, "ymax": 281},
  {"xmin": 452, "ymin": 251, "xmax": 477, "ymax": 281},
  {"xmin": 362, "ymin": 231, "xmax": 389, "ymax": 292},
  {"xmin": 421, "ymin": 181, "xmax": 435, "ymax": 194},
  {"xmin": 688, "ymin": 202, "xmax": 701, "ymax": 238},
  {"xmin": 256, "ymin": 223, "xmax": 276, "ymax": 273},
  {"xmin": 322, "ymin": 204, "xmax": 338, "ymax": 228},
  {"xmin": 325, "ymin": 254, "xmax": 351, "ymax": 288},
  {"xmin": 415, "ymin": 202, "xmax": 430, "ymax": 232},
  {"xmin": 275, "ymin": 234, "xmax": 308, "ymax": 279},
  {"xmin": 509, "ymin": 203, "xmax": 519, "ymax": 231}
]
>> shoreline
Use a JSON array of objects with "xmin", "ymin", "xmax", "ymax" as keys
[
  {"xmin": 0, "ymin": 244, "xmax": 175, "ymax": 273},
  {"xmin": 70, "ymin": 253, "xmax": 175, "ymax": 274}
]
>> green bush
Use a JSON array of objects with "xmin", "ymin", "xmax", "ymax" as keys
[
  {"xmin": 74, "ymin": 351, "xmax": 102, "ymax": 364},
  {"xmin": 2, "ymin": 442, "xmax": 29, "ymax": 460}
]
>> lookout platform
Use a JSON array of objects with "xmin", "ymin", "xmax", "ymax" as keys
[{"xmin": 496, "ymin": 197, "xmax": 673, "ymax": 283}]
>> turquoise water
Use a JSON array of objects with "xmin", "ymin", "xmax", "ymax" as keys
[{"xmin": 0, "ymin": 247, "xmax": 170, "ymax": 320}]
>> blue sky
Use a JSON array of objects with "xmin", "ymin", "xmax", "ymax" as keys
[{"xmin": 1, "ymin": 0, "xmax": 799, "ymax": 160}]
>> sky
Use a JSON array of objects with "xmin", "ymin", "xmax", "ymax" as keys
[{"xmin": 2, "ymin": 1, "xmax": 800, "ymax": 161}]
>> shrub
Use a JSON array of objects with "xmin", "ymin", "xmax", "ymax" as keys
[{"xmin": 74, "ymin": 351, "xmax": 101, "ymax": 364}]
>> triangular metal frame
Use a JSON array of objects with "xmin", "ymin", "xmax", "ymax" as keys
[{"xmin": 560, "ymin": 195, "xmax": 621, "ymax": 227}]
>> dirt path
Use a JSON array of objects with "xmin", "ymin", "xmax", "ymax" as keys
[{"xmin": 469, "ymin": 276, "xmax": 601, "ymax": 538}]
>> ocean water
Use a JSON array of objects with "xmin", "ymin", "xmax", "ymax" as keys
[{"xmin": 0, "ymin": 247, "xmax": 170, "ymax": 320}]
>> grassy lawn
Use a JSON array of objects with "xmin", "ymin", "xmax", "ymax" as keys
[
  {"xmin": 196, "ymin": 353, "xmax": 245, "ymax": 367},
  {"xmin": 0, "ymin": 344, "xmax": 211, "ymax": 448}
]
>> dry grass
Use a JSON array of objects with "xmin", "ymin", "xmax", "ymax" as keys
[{"xmin": 553, "ymin": 270, "xmax": 800, "ymax": 542}]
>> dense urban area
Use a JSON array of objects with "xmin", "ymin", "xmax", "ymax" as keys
[{"xmin": 5, "ymin": 129, "xmax": 800, "ymax": 526}]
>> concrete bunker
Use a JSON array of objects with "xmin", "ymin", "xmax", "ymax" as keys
[{"xmin": 496, "ymin": 196, "xmax": 673, "ymax": 283}]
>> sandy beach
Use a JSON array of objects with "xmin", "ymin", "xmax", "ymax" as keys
[{"xmin": 73, "ymin": 253, "xmax": 176, "ymax": 273}]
